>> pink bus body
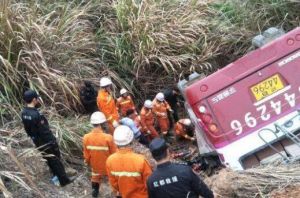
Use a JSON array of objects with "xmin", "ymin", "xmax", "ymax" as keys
[{"xmin": 183, "ymin": 27, "xmax": 300, "ymax": 169}]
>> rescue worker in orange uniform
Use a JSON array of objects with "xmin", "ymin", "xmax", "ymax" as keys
[
  {"xmin": 83, "ymin": 111, "xmax": 117, "ymax": 197},
  {"xmin": 174, "ymin": 119, "xmax": 196, "ymax": 141},
  {"xmin": 97, "ymin": 77, "xmax": 119, "ymax": 134},
  {"xmin": 106, "ymin": 125, "xmax": 153, "ymax": 198},
  {"xmin": 140, "ymin": 100, "xmax": 159, "ymax": 140},
  {"xmin": 126, "ymin": 109, "xmax": 142, "ymax": 131},
  {"xmin": 116, "ymin": 88, "xmax": 136, "ymax": 117},
  {"xmin": 153, "ymin": 93, "xmax": 173, "ymax": 136}
]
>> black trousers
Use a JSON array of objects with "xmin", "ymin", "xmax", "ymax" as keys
[
  {"xmin": 34, "ymin": 140, "xmax": 70, "ymax": 185},
  {"xmin": 82, "ymin": 100, "xmax": 97, "ymax": 114},
  {"xmin": 137, "ymin": 133, "xmax": 149, "ymax": 147},
  {"xmin": 92, "ymin": 182, "xmax": 100, "ymax": 197},
  {"xmin": 172, "ymin": 108, "xmax": 179, "ymax": 122},
  {"xmin": 167, "ymin": 105, "xmax": 179, "ymax": 129}
]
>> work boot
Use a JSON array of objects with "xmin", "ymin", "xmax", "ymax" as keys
[
  {"xmin": 92, "ymin": 190, "xmax": 99, "ymax": 198},
  {"xmin": 92, "ymin": 182, "xmax": 100, "ymax": 197},
  {"xmin": 60, "ymin": 176, "xmax": 76, "ymax": 187}
]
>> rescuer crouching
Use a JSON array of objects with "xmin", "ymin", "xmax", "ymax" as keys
[
  {"xmin": 119, "ymin": 109, "xmax": 150, "ymax": 147},
  {"xmin": 174, "ymin": 118, "xmax": 196, "ymax": 142}
]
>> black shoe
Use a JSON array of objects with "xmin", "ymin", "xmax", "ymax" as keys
[
  {"xmin": 92, "ymin": 182, "xmax": 99, "ymax": 197},
  {"xmin": 92, "ymin": 189, "xmax": 99, "ymax": 198},
  {"xmin": 60, "ymin": 176, "xmax": 76, "ymax": 187}
]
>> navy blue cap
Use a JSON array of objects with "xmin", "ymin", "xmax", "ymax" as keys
[
  {"xmin": 23, "ymin": 90, "xmax": 39, "ymax": 103},
  {"xmin": 149, "ymin": 138, "xmax": 168, "ymax": 157}
]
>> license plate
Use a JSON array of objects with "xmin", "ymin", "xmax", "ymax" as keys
[{"xmin": 250, "ymin": 74, "xmax": 285, "ymax": 101}]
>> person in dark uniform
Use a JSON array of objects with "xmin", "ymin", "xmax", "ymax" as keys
[
  {"xmin": 163, "ymin": 88, "xmax": 182, "ymax": 124},
  {"xmin": 80, "ymin": 81, "xmax": 98, "ymax": 113},
  {"xmin": 21, "ymin": 90, "xmax": 74, "ymax": 187},
  {"xmin": 147, "ymin": 138, "xmax": 214, "ymax": 198}
]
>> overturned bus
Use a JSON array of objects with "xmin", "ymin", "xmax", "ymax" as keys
[{"xmin": 178, "ymin": 27, "xmax": 300, "ymax": 170}]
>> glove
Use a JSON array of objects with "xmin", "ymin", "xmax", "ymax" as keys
[
  {"xmin": 147, "ymin": 130, "xmax": 151, "ymax": 135},
  {"xmin": 84, "ymin": 160, "xmax": 89, "ymax": 166},
  {"xmin": 169, "ymin": 109, "xmax": 174, "ymax": 113},
  {"xmin": 112, "ymin": 120, "xmax": 119, "ymax": 128},
  {"xmin": 190, "ymin": 137, "xmax": 196, "ymax": 141}
]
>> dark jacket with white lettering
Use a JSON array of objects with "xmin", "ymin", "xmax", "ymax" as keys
[
  {"xmin": 147, "ymin": 162, "xmax": 214, "ymax": 198},
  {"xmin": 21, "ymin": 107, "xmax": 56, "ymax": 146}
]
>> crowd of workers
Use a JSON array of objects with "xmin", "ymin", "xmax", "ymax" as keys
[{"xmin": 20, "ymin": 76, "xmax": 214, "ymax": 198}]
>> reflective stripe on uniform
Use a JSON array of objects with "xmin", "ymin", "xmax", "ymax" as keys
[
  {"xmin": 111, "ymin": 171, "xmax": 141, "ymax": 177},
  {"xmin": 87, "ymin": 146, "xmax": 109, "ymax": 151},
  {"xmin": 120, "ymin": 100, "xmax": 131, "ymax": 105},
  {"xmin": 106, "ymin": 95, "xmax": 112, "ymax": 104},
  {"xmin": 92, "ymin": 172, "xmax": 100, "ymax": 176},
  {"xmin": 107, "ymin": 115, "xmax": 113, "ymax": 121}
]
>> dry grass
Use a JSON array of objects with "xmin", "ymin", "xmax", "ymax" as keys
[
  {"xmin": 1, "ymin": 0, "xmax": 299, "ymax": 119},
  {"xmin": 0, "ymin": 120, "xmax": 89, "ymax": 197},
  {"xmin": 205, "ymin": 162, "xmax": 300, "ymax": 198},
  {"xmin": 97, "ymin": 0, "xmax": 300, "ymax": 99},
  {"xmin": 0, "ymin": 0, "xmax": 102, "ymax": 119},
  {"xmin": 1, "ymin": 0, "xmax": 300, "ymax": 196}
]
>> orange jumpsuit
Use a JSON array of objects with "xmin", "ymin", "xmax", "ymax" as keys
[
  {"xmin": 140, "ymin": 107, "xmax": 159, "ymax": 139},
  {"xmin": 152, "ymin": 99, "xmax": 171, "ymax": 134},
  {"xmin": 134, "ymin": 115, "xmax": 142, "ymax": 131},
  {"xmin": 116, "ymin": 95, "xmax": 136, "ymax": 117},
  {"xmin": 106, "ymin": 148, "xmax": 152, "ymax": 198},
  {"xmin": 175, "ymin": 120, "xmax": 192, "ymax": 140},
  {"xmin": 83, "ymin": 128, "xmax": 117, "ymax": 183},
  {"xmin": 97, "ymin": 90, "xmax": 119, "ymax": 134}
]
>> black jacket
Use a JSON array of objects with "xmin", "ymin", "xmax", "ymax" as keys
[
  {"xmin": 147, "ymin": 162, "xmax": 214, "ymax": 198},
  {"xmin": 80, "ymin": 84, "xmax": 97, "ymax": 113},
  {"xmin": 21, "ymin": 107, "xmax": 56, "ymax": 146},
  {"xmin": 163, "ymin": 89, "xmax": 177, "ymax": 108}
]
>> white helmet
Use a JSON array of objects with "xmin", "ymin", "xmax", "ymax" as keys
[
  {"xmin": 144, "ymin": 100, "xmax": 153, "ymax": 108},
  {"xmin": 90, "ymin": 111, "xmax": 106, "ymax": 124},
  {"xmin": 113, "ymin": 125, "xmax": 134, "ymax": 146},
  {"xmin": 156, "ymin": 92, "xmax": 164, "ymax": 102},
  {"xmin": 182, "ymin": 119, "xmax": 192, "ymax": 126},
  {"xmin": 120, "ymin": 88, "xmax": 128, "ymax": 95},
  {"xmin": 100, "ymin": 77, "xmax": 112, "ymax": 87}
]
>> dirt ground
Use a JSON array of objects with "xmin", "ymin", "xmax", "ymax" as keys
[
  {"xmin": 6, "ymin": 130, "xmax": 300, "ymax": 198},
  {"xmin": 270, "ymin": 185, "xmax": 300, "ymax": 198},
  {"xmin": 3, "ymin": 138, "xmax": 300, "ymax": 198},
  {"xmin": 0, "ymin": 140, "xmax": 155, "ymax": 198}
]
